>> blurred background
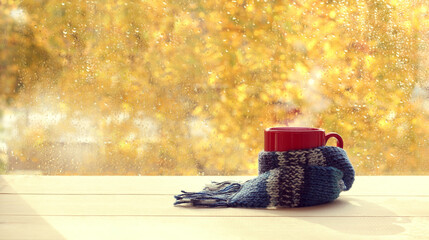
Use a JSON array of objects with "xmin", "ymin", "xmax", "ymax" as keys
[{"xmin": 0, "ymin": 0, "xmax": 428, "ymax": 175}]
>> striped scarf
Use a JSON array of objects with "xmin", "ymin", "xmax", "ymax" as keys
[{"xmin": 174, "ymin": 146, "xmax": 355, "ymax": 208}]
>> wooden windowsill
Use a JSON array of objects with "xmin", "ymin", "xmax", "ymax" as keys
[{"xmin": 1, "ymin": 175, "xmax": 429, "ymax": 239}]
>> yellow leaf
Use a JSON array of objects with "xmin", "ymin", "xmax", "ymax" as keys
[
  {"xmin": 122, "ymin": 103, "xmax": 132, "ymax": 112},
  {"xmin": 260, "ymin": 93, "xmax": 269, "ymax": 102},
  {"xmin": 295, "ymin": 63, "xmax": 308, "ymax": 75},
  {"xmin": 192, "ymin": 106, "xmax": 202, "ymax": 115},
  {"xmin": 119, "ymin": 141, "xmax": 131, "ymax": 152}
]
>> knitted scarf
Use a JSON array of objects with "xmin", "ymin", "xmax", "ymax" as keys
[{"xmin": 174, "ymin": 146, "xmax": 355, "ymax": 208}]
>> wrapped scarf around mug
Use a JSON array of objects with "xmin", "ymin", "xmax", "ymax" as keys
[{"xmin": 174, "ymin": 146, "xmax": 355, "ymax": 208}]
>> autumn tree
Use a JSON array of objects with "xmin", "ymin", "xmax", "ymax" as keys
[{"xmin": 0, "ymin": 0, "xmax": 428, "ymax": 175}]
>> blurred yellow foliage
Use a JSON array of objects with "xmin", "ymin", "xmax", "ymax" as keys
[{"xmin": 0, "ymin": 0, "xmax": 428, "ymax": 175}]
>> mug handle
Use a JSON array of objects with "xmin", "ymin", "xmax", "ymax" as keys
[{"xmin": 325, "ymin": 132, "xmax": 344, "ymax": 148}]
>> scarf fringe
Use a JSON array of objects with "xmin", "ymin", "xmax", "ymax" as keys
[{"xmin": 174, "ymin": 182, "xmax": 242, "ymax": 207}]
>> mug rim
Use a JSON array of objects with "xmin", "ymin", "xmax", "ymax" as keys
[{"xmin": 265, "ymin": 127, "xmax": 324, "ymax": 132}]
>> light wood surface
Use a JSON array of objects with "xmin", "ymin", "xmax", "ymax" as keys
[{"xmin": 1, "ymin": 175, "xmax": 429, "ymax": 240}]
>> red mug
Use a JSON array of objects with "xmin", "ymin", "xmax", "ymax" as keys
[{"xmin": 264, "ymin": 127, "xmax": 343, "ymax": 151}]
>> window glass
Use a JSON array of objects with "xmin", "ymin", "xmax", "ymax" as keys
[{"xmin": 0, "ymin": 0, "xmax": 428, "ymax": 175}]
